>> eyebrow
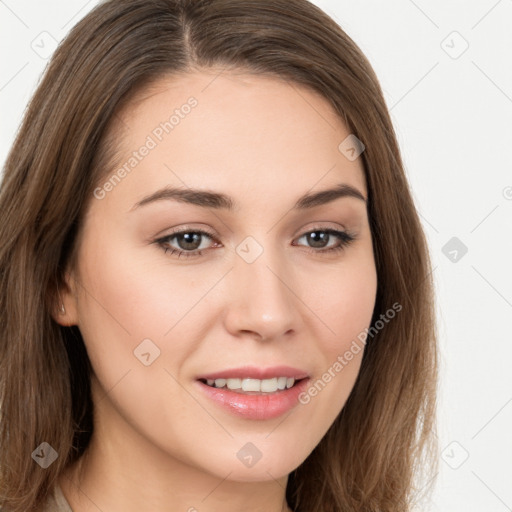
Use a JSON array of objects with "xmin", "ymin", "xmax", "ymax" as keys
[{"xmin": 129, "ymin": 182, "xmax": 367, "ymax": 212}]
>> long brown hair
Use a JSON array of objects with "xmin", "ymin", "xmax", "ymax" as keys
[{"xmin": 0, "ymin": 1, "xmax": 438, "ymax": 510}]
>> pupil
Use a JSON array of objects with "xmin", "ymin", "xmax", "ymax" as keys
[
  {"xmin": 178, "ymin": 233, "xmax": 201, "ymax": 250},
  {"xmin": 308, "ymin": 231, "xmax": 328, "ymax": 248}
]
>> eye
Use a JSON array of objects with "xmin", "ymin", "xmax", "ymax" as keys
[
  {"xmin": 154, "ymin": 226, "xmax": 356, "ymax": 259},
  {"xmin": 155, "ymin": 228, "xmax": 218, "ymax": 259},
  {"xmin": 293, "ymin": 228, "xmax": 356, "ymax": 254}
]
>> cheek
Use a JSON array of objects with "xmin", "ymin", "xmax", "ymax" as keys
[
  {"xmin": 76, "ymin": 229, "xmax": 206, "ymax": 341},
  {"xmin": 328, "ymin": 278, "xmax": 376, "ymax": 346},
  {"xmin": 73, "ymin": 234, "xmax": 182, "ymax": 384},
  {"xmin": 293, "ymin": 252, "xmax": 377, "ymax": 434},
  {"xmin": 307, "ymin": 252, "xmax": 377, "ymax": 356}
]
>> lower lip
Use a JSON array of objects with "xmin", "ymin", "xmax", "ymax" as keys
[{"xmin": 196, "ymin": 378, "xmax": 310, "ymax": 420}]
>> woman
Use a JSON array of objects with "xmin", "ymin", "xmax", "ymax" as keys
[{"xmin": 0, "ymin": 0, "xmax": 438, "ymax": 511}]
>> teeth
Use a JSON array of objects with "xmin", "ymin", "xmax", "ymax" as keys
[
  {"xmin": 226, "ymin": 378, "xmax": 242, "ymax": 389},
  {"xmin": 277, "ymin": 376, "xmax": 287, "ymax": 390},
  {"xmin": 260, "ymin": 377, "xmax": 278, "ymax": 392},
  {"xmin": 242, "ymin": 378, "xmax": 261, "ymax": 392},
  {"xmin": 205, "ymin": 377, "xmax": 297, "ymax": 392}
]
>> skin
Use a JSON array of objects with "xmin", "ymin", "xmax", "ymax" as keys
[{"xmin": 54, "ymin": 69, "xmax": 377, "ymax": 512}]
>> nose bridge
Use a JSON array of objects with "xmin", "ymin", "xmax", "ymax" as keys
[{"xmin": 224, "ymin": 236, "xmax": 298, "ymax": 339}]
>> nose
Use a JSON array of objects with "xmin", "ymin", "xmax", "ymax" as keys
[{"xmin": 222, "ymin": 244, "xmax": 301, "ymax": 342}]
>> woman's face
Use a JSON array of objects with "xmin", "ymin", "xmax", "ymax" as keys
[{"xmin": 60, "ymin": 70, "xmax": 377, "ymax": 482}]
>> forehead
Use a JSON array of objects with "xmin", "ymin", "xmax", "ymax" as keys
[{"xmin": 96, "ymin": 69, "xmax": 367, "ymax": 214}]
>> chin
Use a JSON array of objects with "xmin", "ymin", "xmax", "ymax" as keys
[{"xmin": 206, "ymin": 446, "xmax": 307, "ymax": 483}]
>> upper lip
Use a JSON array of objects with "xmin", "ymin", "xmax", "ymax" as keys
[{"xmin": 197, "ymin": 365, "xmax": 309, "ymax": 381}]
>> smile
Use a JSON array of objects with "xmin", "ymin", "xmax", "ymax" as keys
[{"xmin": 201, "ymin": 376, "xmax": 298, "ymax": 393}]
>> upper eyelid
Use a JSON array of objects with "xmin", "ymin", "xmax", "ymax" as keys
[
  {"xmin": 160, "ymin": 221, "xmax": 349, "ymax": 237},
  {"xmin": 159, "ymin": 227, "xmax": 217, "ymax": 242}
]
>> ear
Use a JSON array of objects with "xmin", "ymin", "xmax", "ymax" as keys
[{"xmin": 49, "ymin": 270, "xmax": 80, "ymax": 327}]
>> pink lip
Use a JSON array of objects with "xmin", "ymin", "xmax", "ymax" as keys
[
  {"xmin": 196, "ymin": 377, "xmax": 310, "ymax": 420},
  {"xmin": 197, "ymin": 365, "xmax": 309, "ymax": 380}
]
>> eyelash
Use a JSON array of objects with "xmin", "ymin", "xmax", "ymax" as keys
[{"xmin": 154, "ymin": 226, "xmax": 356, "ymax": 259}]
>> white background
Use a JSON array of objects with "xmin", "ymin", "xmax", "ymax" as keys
[{"xmin": 1, "ymin": 1, "xmax": 511, "ymax": 510}]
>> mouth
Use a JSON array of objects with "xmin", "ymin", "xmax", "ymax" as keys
[
  {"xmin": 194, "ymin": 368, "xmax": 311, "ymax": 420},
  {"xmin": 197, "ymin": 376, "xmax": 307, "ymax": 395}
]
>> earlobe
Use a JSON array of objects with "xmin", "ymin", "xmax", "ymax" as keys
[
  {"xmin": 51, "ymin": 271, "xmax": 79, "ymax": 327},
  {"xmin": 51, "ymin": 294, "xmax": 76, "ymax": 327},
  {"xmin": 50, "ymin": 298, "xmax": 74, "ymax": 327}
]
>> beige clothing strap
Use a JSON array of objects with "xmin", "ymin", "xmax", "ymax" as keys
[{"xmin": 42, "ymin": 484, "xmax": 73, "ymax": 512}]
